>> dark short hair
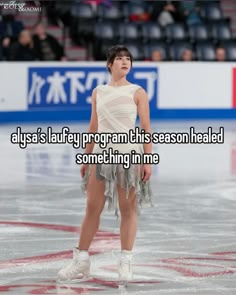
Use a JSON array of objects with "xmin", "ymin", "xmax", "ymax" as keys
[{"xmin": 106, "ymin": 45, "xmax": 133, "ymax": 73}]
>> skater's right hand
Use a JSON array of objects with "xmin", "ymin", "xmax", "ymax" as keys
[{"xmin": 80, "ymin": 164, "xmax": 87, "ymax": 178}]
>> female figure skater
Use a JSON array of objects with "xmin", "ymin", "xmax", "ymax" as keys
[{"xmin": 57, "ymin": 45, "xmax": 152, "ymax": 283}]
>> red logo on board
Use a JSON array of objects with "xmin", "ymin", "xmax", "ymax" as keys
[{"xmin": 232, "ymin": 68, "xmax": 236, "ymax": 108}]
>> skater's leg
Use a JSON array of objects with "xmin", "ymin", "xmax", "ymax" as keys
[
  {"xmin": 78, "ymin": 164, "xmax": 106, "ymax": 250},
  {"xmin": 117, "ymin": 186, "xmax": 137, "ymax": 282},
  {"xmin": 57, "ymin": 165, "xmax": 106, "ymax": 281},
  {"xmin": 118, "ymin": 186, "xmax": 137, "ymax": 250}
]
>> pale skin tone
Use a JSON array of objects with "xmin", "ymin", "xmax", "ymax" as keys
[
  {"xmin": 215, "ymin": 48, "xmax": 226, "ymax": 62},
  {"xmin": 151, "ymin": 50, "xmax": 162, "ymax": 62},
  {"xmin": 78, "ymin": 54, "xmax": 152, "ymax": 251},
  {"xmin": 182, "ymin": 49, "xmax": 193, "ymax": 61}
]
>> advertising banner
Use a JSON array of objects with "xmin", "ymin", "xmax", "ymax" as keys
[
  {"xmin": 0, "ymin": 62, "xmax": 236, "ymax": 122},
  {"xmin": 27, "ymin": 65, "xmax": 158, "ymax": 111}
]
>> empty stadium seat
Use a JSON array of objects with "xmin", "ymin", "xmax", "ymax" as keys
[
  {"xmin": 94, "ymin": 23, "xmax": 116, "ymax": 60},
  {"xmin": 97, "ymin": 3, "xmax": 123, "ymax": 23},
  {"xmin": 94, "ymin": 22, "xmax": 116, "ymax": 40},
  {"xmin": 165, "ymin": 23, "xmax": 188, "ymax": 42},
  {"xmin": 195, "ymin": 41, "xmax": 216, "ymax": 61},
  {"xmin": 188, "ymin": 24, "xmax": 209, "ymax": 42},
  {"xmin": 141, "ymin": 23, "xmax": 164, "ymax": 43},
  {"xmin": 168, "ymin": 42, "xmax": 193, "ymax": 61},
  {"xmin": 70, "ymin": 3, "xmax": 96, "ymax": 44},
  {"xmin": 224, "ymin": 41, "xmax": 236, "ymax": 61},
  {"xmin": 124, "ymin": 43, "xmax": 144, "ymax": 60},
  {"xmin": 71, "ymin": 2, "xmax": 94, "ymax": 18},
  {"xmin": 117, "ymin": 23, "xmax": 140, "ymax": 43},
  {"xmin": 201, "ymin": 2, "xmax": 223, "ymax": 20},
  {"xmin": 210, "ymin": 22, "xmax": 232, "ymax": 42}
]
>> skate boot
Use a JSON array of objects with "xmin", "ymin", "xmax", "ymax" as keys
[
  {"xmin": 57, "ymin": 248, "xmax": 90, "ymax": 282},
  {"xmin": 118, "ymin": 250, "xmax": 133, "ymax": 284}
]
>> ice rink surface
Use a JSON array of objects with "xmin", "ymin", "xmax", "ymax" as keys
[{"xmin": 0, "ymin": 120, "xmax": 236, "ymax": 295}]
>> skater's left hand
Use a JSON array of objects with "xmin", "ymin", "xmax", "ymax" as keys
[{"xmin": 141, "ymin": 164, "xmax": 152, "ymax": 182}]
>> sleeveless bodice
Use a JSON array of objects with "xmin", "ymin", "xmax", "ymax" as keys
[
  {"xmin": 82, "ymin": 83, "xmax": 153, "ymax": 217},
  {"xmin": 93, "ymin": 84, "xmax": 143, "ymax": 153}
]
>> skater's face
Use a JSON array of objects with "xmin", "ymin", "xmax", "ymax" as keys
[
  {"xmin": 108, "ymin": 54, "xmax": 131, "ymax": 77},
  {"xmin": 107, "ymin": 46, "xmax": 133, "ymax": 75}
]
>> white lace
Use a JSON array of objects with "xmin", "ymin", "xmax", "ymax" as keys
[{"xmin": 62, "ymin": 261, "xmax": 80, "ymax": 277}]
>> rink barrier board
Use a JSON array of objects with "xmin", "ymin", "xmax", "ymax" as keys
[{"xmin": 0, "ymin": 62, "xmax": 236, "ymax": 122}]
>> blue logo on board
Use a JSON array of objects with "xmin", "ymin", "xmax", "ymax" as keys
[{"xmin": 27, "ymin": 66, "xmax": 158, "ymax": 110}]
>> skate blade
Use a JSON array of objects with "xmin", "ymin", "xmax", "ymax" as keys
[
  {"xmin": 118, "ymin": 280, "xmax": 129, "ymax": 287},
  {"xmin": 57, "ymin": 275, "xmax": 90, "ymax": 284},
  {"xmin": 91, "ymin": 275, "xmax": 130, "ymax": 286}
]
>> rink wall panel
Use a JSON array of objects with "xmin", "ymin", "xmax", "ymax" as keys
[{"xmin": 0, "ymin": 62, "xmax": 236, "ymax": 123}]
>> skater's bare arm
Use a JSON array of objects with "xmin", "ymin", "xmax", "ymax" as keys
[
  {"xmin": 80, "ymin": 89, "xmax": 98, "ymax": 178},
  {"xmin": 85, "ymin": 88, "xmax": 98, "ymax": 155},
  {"xmin": 135, "ymin": 88, "xmax": 152, "ymax": 154},
  {"xmin": 135, "ymin": 88, "xmax": 152, "ymax": 182}
]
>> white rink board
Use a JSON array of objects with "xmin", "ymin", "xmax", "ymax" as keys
[
  {"xmin": 0, "ymin": 62, "xmax": 235, "ymax": 113},
  {"xmin": 158, "ymin": 62, "xmax": 233, "ymax": 109},
  {"xmin": 0, "ymin": 63, "xmax": 28, "ymax": 111}
]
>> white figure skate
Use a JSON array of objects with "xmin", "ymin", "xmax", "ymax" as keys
[
  {"xmin": 118, "ymin": 250, "xmax": 133, "ymax": 286},
  {"xmin": 57, "ymin": 248, "xmax": 90, "ymax": 283}
]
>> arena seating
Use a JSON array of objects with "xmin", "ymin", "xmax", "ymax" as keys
[{"xmin": 1, "ymin": 0, "xmax": 235, "ymax": 61}]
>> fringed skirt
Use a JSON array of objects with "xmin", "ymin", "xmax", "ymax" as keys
[{"xmin": 81, "ymin": 163, "xmax": 153, "ymax": 217}]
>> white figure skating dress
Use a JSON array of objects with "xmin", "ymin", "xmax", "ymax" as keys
[{"xmin": 81, "ymin": 84, "xmax": 153, "ymax": 216}]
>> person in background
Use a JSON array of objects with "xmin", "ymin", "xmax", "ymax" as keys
[
  {"xmin": 0, "ymin": 12, "xmax": 24, "ymax": 60},
  {"xmin": 0, "ymin": 13, "xmax": 24, "ymax": 40},
  {"xmin": 151, "ymin": 49, "xmax": 163, "ymax": 61},
  {"xmin": 180, "ymin": 0, "xmax": 202, "ymax": 26},
  {"xmin": 2, "ymin": 36, "xmax": 12, "ymax": 59},
  {"xmin": 151, "ymin": 1, "xmax": 184, "ymax": 27},
  {"xmin": 181, "ymin": 48, "xmax": 193, "ymax": 61},
  {"xmin": 8, "ymin": 29, "xmax": 38, "ymax": 61},
  {"xmin": 215, "ymin": 47, "xmax": 226, "ymax": 61},
  {"xmin": 32, "ymin": 21, "xmax": 67, "ymax": 61},
  {"xmin": 128, "ymin": 1, "xmax": 151, "ymax": 22}
]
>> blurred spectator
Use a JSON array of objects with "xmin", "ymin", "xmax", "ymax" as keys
[
  {"xmin": 151, "ymin": 49, "xmax": 162, "ymax": 61},
  {"xmin": 1, "ymin": 36, "xmax": 11, "ymax": 60},
  {"xmin": 151, "ymin": 1, "xmax": 184, "ymax": 27},
  {"xmin": 0, "ymin": 13, "xmax": 24, "ymax": 40},
  {"xmin": 215, "ymin": 47, "xmax": 226, "ymax": 61},
  {"xmin": 128, "ymin": 2, "xmax": 151, "ymax": 22},
  {"xmin": 181, "ymin": 0, "xmax": 202, "ymax": 26},
  {"xmin": 0, "ymin": 12, "xmax": 24, "ymax": 59},
  {"xmin": 181, "ymin": 48, "xmax": 193, "ymax": 61},
  {"xmin": 8, "ymin": 30, "xmax": 38, "ymax": 61},
  {"xmin": 32, "ymin": 21, "xmax": 67, "ymax": 61},
  {"xmin": 129, "ymin": 11, "xmax": 150, "ymax": 22}
]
